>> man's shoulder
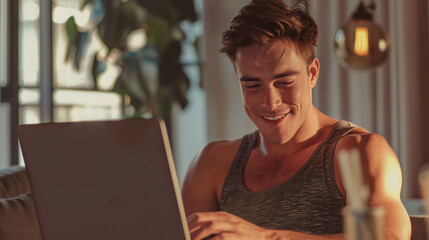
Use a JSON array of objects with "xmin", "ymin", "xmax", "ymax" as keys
[
  {"xmin": 202, "ymin": 138, "xmax": 242, "ymax": 156},
  {"xmin": 182, "ymin": 137, "xmax": 244, "ymax": 211},
  {"xmin": 194, "ymin": 138, "xmax": 242, "ymax": 170},
  {"xmin": 335, "ymin": 126, "xmax": 396, "ymax": 166},
  {"xmin": 338, "ymin": 126, "xmax": 388, "ymax": 149}
]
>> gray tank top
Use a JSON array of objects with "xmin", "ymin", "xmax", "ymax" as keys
[{"xmin": 220, "ymin": 121, "xmax": 356, "ymax": 234}]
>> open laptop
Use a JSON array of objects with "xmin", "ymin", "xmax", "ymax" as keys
[{"xmin": 17, "ymin": 118, "xmax": 191, "ymax": 240}]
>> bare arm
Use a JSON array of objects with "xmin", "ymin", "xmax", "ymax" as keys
[
  {"xmin": 181, "ymin": 142, "xmax": 221, "ymax": 215},
  {"xmin": 335, "ymin": 133, "xmax": 411, "ymax": 240}
]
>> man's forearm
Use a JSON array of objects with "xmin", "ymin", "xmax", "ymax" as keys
[{"xmin": 265, "ymin": 230, "xmax": 344, "ymax": 240}]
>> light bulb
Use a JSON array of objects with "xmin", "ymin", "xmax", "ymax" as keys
[
  {"xmin": 334, "ymin": 2, "xmax": 390, "ymax": 70},
  {"xmin": 354, "ymin": 27, "xmax": 369, "ymax": 56}
]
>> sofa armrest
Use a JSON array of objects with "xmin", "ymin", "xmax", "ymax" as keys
[
  {"xmin": 0, "ymin": 193, "xmax": 42, "ymax": 240},
  {"xmin": 0, "ymin": 165, "xmax": 31, "ymax": 198}
]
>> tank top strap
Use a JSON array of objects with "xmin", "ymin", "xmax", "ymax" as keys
[
  {"xmin": 319, "ymin": 120, "xmax": 359, "ymax": 195},
  {"xmin": 324, "ymin": 120, "xmax": 357, "ymax": 146}
]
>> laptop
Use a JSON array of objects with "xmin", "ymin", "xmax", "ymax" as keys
[{"xmin": 17, "ymin": 118, "xmax": 191, "ymax": 240}]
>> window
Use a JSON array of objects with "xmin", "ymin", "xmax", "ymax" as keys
[
  {"xmin": 17, "ymin": 0, "xmax": 122, "ymax": 165},
  {"xmin": 0, "ymin": 0, "xmax": 7, "ymax": 87},
  {"xmin": 52, "ymin": 0, "xmax": 121, "ymax": 123},
  {"xmin": 5, "ymin": 0, "xmax": 206, "ymax": 168},
  {"xmin": 18, "ymin": 0, "xmax": 121, "ymax": 124}
]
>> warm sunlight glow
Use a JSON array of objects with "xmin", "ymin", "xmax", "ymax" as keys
[
  {"xmin": 126, "ymin": 28, "xmax": 148, "ymax": 52},
  {"xmin": 53, "ymin": 7, "xmax": 79, "ymax": 24},
  {"xmin": 386, "ymin": 160, "xmax": 401, "ymax": 196},
  {"xmin": 354, "ymin": 27, "xmax": 369, "ymax": 56},
  {"xmin": 53, "ymin": 6, "xmax": 90, "ymax": 27},
  {"xmin": 22, "ymin": 2, "xmax": 40, "ymax": 21},
  {"xmin": 75, "ymin": 7, "xmax": 91, "ymax": 28}
]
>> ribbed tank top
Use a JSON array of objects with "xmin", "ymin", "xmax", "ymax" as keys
[{"xmin": 220, "ymin": 121, "xmax": 357, "ymax": 234}]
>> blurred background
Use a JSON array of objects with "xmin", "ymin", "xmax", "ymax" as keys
[{"xmin": 0, "ymin": 0, "xmax": 428, "ymax": 202}]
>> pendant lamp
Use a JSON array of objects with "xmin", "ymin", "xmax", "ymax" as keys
[{"xmin": 334, "ymin": 1, "xmax": 390, "ymax": 70}]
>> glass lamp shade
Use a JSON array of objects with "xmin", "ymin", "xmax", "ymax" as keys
[{"xmin": 334, "ymin": 20, "xmax": 390, "ymax": 70}]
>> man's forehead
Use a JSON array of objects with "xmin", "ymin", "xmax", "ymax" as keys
[{"xmin": 235, "ymin": 39, "xmax": 296, "ymax": 67}]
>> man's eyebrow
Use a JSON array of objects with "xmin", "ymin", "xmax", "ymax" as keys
[
  {"xmin": 273, "ymin": 71, "xmax": 299, "ymax": 79},
  {"xmin": 239, "ymin": 76, "xmax": 261, "ymax": 82},
  {"xmin": 239, "ymin": 71, "xmax": 300, "ymax": 82}
]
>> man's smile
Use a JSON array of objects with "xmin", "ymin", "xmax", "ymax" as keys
[{"xmin": 260, "ymin": 111, "xmax": 291, "ymax": 124}]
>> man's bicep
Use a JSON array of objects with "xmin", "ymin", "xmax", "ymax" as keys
[
  {"xmin": 362, "ymin": 134, "xmax": 404, "ymax": 199},
  {"xmin": 337, "ymin": 133, "xmax": 411, "ymax": 239},
  {"xmin": 363, "ymin": 135, "xmax": 411, "ymax": 239}
]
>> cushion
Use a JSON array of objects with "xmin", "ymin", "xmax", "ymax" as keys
[
  {"xmin": 0, "ymin": 166, "xmax": 31, "ymax": 198},
  {"xmin": 0, "ymin": 193, "xmax": 42, "ymax": 240}
]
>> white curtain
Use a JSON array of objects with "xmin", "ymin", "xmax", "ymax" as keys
[{"xmin": 202, "ymin": 0, "xmax": 429, "ymax": 198}]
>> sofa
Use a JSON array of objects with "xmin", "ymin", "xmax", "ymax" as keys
[
  {"xmin": 0, "ymin": 166, "xmax": 428, "ymax": 240},
  {"xmin": 0, "ymin": 166, "xmax": 42, "ymax": 240}
]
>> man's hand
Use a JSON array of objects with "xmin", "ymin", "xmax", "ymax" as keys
[
  {"xmin": 187, "ymin": 211, "xmax": 270, "ymax": 240},
  {"xmin": 187, "ymin": 211, "xmax": 344, "ymax": 240}
]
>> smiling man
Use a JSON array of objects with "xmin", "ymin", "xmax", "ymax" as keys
[{"xmin": 181, "ymin": 0, "xmax": 411, "ymax": 239}]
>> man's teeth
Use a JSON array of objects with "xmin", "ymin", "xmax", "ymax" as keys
[{"xmin": 263, "ymin": 114, "xmax": 286, "ymax": 121}]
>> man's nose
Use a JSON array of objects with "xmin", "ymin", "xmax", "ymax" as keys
[{"xmin": 263, "ymin": 88, "xmax": 282, "ymax": 110}]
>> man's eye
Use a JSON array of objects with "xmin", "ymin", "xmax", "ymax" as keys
[
  {"xmin": 277, "ymin": 81, "xmax": 293, "ymax": 86},
  {"xmin": 245, "ymin": 84, "xmax": 261, "ymax": 89}
]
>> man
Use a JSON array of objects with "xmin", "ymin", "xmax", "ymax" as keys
[{"xmin": 181, "ymin": 0, "xmax": 411, "ymax": 239}]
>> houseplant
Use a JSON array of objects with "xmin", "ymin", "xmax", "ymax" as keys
[{"xmin": 65, "ymin": 0, "xmax": 200, "ymax": 118}]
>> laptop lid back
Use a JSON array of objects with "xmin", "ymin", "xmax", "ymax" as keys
[{"xmin": 17, "ymin": 118, "xmax": 190, "ymax": 240}]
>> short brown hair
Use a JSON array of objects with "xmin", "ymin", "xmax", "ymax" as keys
[{"xmin": 220, "ymin": 0, "xmax": 318, "ymax": 64}]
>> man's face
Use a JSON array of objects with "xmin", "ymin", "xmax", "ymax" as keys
[{"xmin": 233, "ymin": 39, "xmax": 319, "ymax": 144}]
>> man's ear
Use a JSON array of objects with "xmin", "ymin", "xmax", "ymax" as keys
[{"xmin": 309, "ymin": 58, "xmax": 320, "ymax": 88}]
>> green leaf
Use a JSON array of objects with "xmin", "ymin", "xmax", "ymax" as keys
[
  {"xmin": 100, "ymin": 0, "xmax": 120, "ymax": 12},
  {"xmin": 158, "ymin": 40, "xmax": 190, "ymax": 111},
  {"xmin": 65, "ymin": 16, "xmax": 78, "ymax": 41},
  {"xmin": 97, "ymin": 1, "xmax": 146, "ymax": 51},
  {"xmin": 91, "ymin": 52, "xmax": 107, "ymax": 89},
  {"xmin": 65, "ymin": 16, "xmax": 78, "ymax": 62},
  {"xmin": 74, "ymin": 31, "xmax": 89, "ymax": 70},
  {"xmin": 168, "ymin": 0, "xmax": 197, "ymax": 22},
  {"xmin": 64, "ymin": 16, "xmax": 89, "ymax": 70},
  {"xmin": 145, "ymin": 16, "xmax": 173, "ymax": 53},
  {"xmin": 135, "ymin": 0, "xmax": 180, "ymax": 25},
  {"xmin": 158, "ymin": 40, "xmax": 181, "ymax": 86},
  {"xmin": 156, "ymin": 67, "xmax": 190, "ymax": 117},
  {"xmin": 112, "ymin": 74, "xmax": 127, "ymax": 96},
  {"xmin": 120, "ymin": 53, "xmax": 150, "ymax": 101},
  {"xmin": 171, "ymin": 70, "xmax": 190, "ymax": 109},
  {"xmin": 114, "ymin": 71, "xmax": 147, "ymax": 117},
  {"xmin": 116, "ymin": 51, "xmax": 163, "ymax": 116}
]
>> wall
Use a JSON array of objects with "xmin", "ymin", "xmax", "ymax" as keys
[
  {"xmin": 0, "ymin": 103, "xmax": 10, "ymax": 169},
  {"xmin": 173, "ymin": 0, "xmax": 208, "ymax": 186},
  {"xmin": 203, "ymin": 0, "xmax": 256, "ymax": 142},
  {"xmin": 173, "ymin": 64, "xmax": 208, "ymax": 185}
]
